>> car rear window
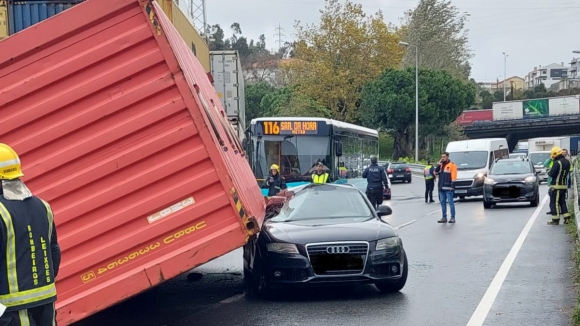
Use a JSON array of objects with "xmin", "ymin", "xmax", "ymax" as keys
[{"xmin": 391, "ymin": 164, "xmax": 407, "ymax": 168}]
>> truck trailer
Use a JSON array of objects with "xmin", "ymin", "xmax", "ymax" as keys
[{"xmin": 0, "ymin": 0, "xmax": 265, "ymax": 323}]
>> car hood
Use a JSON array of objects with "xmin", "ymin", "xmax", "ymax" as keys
[
  {"xmin": 263, "ymin": 218, "xmax": 397, "ymax": 244},
  {"xmin": 488, "ymin": 173, "xmax": 533, "ymax": 183}
]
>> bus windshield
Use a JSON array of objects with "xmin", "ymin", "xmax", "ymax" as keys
[{"xmin": 253, "ymin": 135, "xmax": 331, "ymax": 182}]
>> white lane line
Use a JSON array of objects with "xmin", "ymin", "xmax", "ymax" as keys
[
  {"xmin": 466, "ymin": 194, "xmax": 549, "ymax": 326},
  {"xmin": 219, "ymin": 294, "xmax": 243, "ymax": 304},
  {"xmin": 394, "ymin": 220, "xmax": 417, "ymax": 229}
]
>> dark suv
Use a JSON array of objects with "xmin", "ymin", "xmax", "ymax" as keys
[
  {"xmin": 387, "ymin": 162, "xmax": 412, "ymax": 183},
  {"xmin": 483, "ymin": 158, "xmax": 540, "ymax": 209}
]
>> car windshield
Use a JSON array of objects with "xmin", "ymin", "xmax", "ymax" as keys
[
  {"xmin": 448, "ymin": 151, "xmax": 488, "ymax": 170},
  {"xmin": 490, "ymin": 161, "xmax": 532, "ymax": 175},
  {"xmin": 528, "ymin": 152, "xmax": 550, "ymax": 165},
  {"xmin": 270, "ymin": 185, "xmax": 373, "ymax": 222}
]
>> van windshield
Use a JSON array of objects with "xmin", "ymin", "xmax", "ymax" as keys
[{"xmin": 448, "ymin": 151, "xmax": 488, "ymax": 170}]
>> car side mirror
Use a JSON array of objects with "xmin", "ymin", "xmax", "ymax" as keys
[
  {"xmin": 335, "ymin": 141, "xmax": 343, "ymax": 157},
  {"xmin": 377, "ymin": 205, "xmax": 392, "ymax": 216}
]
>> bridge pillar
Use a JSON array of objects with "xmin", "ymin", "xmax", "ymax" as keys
[{"xmin": 506, "ymin": 133, "xmax": 519, "ymax": 152}]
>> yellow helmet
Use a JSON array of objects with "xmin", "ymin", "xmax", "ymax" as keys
[
  {"xmin": 550, "ymin": 146, "xmax": 563, "ymax": 158},
  {"xmin": 270, "ymin": 164, "xmax": 280, "ymax": 171},
  {"xmin": 0, "ymin": 143, "xmax": 24, "ymax": 180}
]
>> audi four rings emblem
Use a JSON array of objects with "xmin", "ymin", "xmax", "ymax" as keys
[{"xmin": 326, "ymin": 246, "xmax": 350, "ymax": 254}]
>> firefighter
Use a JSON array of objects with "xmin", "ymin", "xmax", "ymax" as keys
[
  {"xmin": 0, "ymin": 143, "xmax": 61, "ymax": 325},
  {"xmin": 264, "ymin": 164, "xmax": 287, "ymax": 197},
  {"xmin": 424, "ymin": 160, "xmax": 436, "ymax": 203},
  {"xmin": 362, "ymin": 156, "xmax": 389, "ymax": 209},
  {"xmin": 547, "ymin": 146, "xmax": 571, "ymax": 225},
  {"xmin": 544, "ymin": 156, "xmax": 554, "ymax": 215},
  {"xmin": 311, "ymin": 162, "xmax": 330, "ymax": 184}
]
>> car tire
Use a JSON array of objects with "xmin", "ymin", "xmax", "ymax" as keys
[
  {"xmin": 246, "ymin": 260, "xmax": 273, "ymax": 299},
  {"xmin": 483, "ymin": 200, "xmax": 492, "ymax": 209},
  {"xmin": 407, "ymin": 178, "xmax": 412, "ymax": 183},
  {"xmin": 375, "ymin": 252, "xmax": 408, "ymax": 293},
  {"xmin": 530, "ymin": 193, "xmax": 539, "ymax": 207},
  {"xmin": 385, "ymin": 195, "xmax": 391, "ymax": 200}
]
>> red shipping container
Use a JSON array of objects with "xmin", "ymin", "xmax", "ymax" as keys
[
  {"xmin": 0, "ymin": 0, "xmax": 265, "ymax": 324},
  {"xmin": 456, "ymin": 109, "xmax": 493, "ymax": 126}
]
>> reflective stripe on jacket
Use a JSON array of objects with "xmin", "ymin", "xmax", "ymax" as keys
[
  {"xmin": 424, "ymin": 165, "xmax": 434, "ymax": 180},
  {"xmin": 0, "ymin": 196, "xmax": 60, "ymax": 311},
  {"xmin": 435, "ymin": 161, "xmax": 458, "ymax": 190},
  {"xmin": 312, "ymin": 173, "xmax": 329, "ymax": 184},
  {"xmin": 549, "ymin": 156, "xmax": 571, "ymax": 190}
]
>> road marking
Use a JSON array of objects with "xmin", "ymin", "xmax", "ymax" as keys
[
  {"xmin": 465, "ymin": 194, "xmax": 549, "ymax": 326},
  {"xmin": 394, "ymin": 220, "xmax": 417, "ymax": 229},
  {"xmin": 219, "ymin": 294, "xmax": 243, "ymax": 304}
]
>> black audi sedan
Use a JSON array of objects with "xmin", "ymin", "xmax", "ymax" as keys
[
  {"xmin": 483, "ymin": 158, "xmax": 540, "ymax": 209},
  {"xmin": 243, "ymin": 183, "xmax": 408, "ymax": 297}
]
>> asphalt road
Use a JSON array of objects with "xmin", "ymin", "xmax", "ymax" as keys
[{"xmin": 73, "ymin": 177, "xmax": 576, "ymax": 326}]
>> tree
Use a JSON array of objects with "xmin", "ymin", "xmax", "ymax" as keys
[
  {"xmin": 281, "ymin": 0, "xmax": 404, "ymax": 123},
  {"xmin": 359, "ymin": 67, "xmax": 475, "ymax": 159},
  {"xmin": 260, "ymin": 87, "xmax": 331, "ymax": 118},
  {"xmin": 245, "ymin": 82, "xmax": 276, "ymax": 125},
  {"xmin": 401, "ymin": 0, "xmax": 472, "ymax": 80}
]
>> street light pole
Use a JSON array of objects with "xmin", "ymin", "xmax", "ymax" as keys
[
  {"xmin": 502, "ymin": 52, "xmax": 508, "ymax": 101},
  {"xmin": 399, "ymin": 41, "xmax": 419, "ymax": 164}
]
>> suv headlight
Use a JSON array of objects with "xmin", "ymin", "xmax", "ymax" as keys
[
  {"xmin": 524, "ymin": 176, "xmax": 536, "ymax": 184},
  {"xmin": 376, "ymin": 237, "xmax": 401, "ymax": 250},
  {"xmin": 484, "ymin": 178, "xmax": 495, "ymax": 185},
  {"xmin": 266, "ymin": 243, "xmax": 299, "ymax": 254}
]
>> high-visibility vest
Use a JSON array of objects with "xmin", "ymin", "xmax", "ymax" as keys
[
  {"xmin": 312, "ymin": 173, "xmax": 329, "ymax": 184},
  {"xmin": 424, "ymin": 165, "xmax": 434, "ymax": 180},
  {"xmin": 0, "ymin": 196, "xmax": 58, "ymax": 310}
]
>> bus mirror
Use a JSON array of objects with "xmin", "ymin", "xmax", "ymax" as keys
[{"xmin": 335, "ymin": 141, "xmax": 343, "ymax": 157}]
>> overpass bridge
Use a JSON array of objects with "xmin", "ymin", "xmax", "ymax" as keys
[{"xmin": 463, "ymin": 114, "xmax": 580, "ymax": 151}]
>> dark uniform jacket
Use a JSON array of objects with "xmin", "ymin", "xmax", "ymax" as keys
[
  {"xmin": 362, "ymin": 163, "xmax": 389, "ymax": 190},
  {"xmin": 548, "ymin": 155, "xmax": 571, "ymax": 189},
  {"xmin": 264, "ymin": 174, "xmax": 287, "ymax": 196},
  {"xmin": 0, "ymin": 195, "xmax": 60, "ymax": 311}
]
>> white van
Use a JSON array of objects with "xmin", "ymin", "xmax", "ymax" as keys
[{"xmin": 444, "ymin": 138, "xmax": 509, "ymax": 199}]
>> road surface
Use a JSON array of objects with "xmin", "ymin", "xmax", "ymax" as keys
[{"xmin": 73, "ymin": 177, "xmax": 575, "ymax": 326}]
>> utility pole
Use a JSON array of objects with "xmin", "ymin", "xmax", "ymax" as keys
[
  {"xmin": 188, "ymin": 0, "xmax": 208, "ymax": 44},
  {"xmin": 274, "ymin": 24, "xmax": 285, "ymax": 51},
  {"xmin": 502, "ymin": 52, "xmax": 508, "ymax": 101}
]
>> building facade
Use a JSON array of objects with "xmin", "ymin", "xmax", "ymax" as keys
[{"xmin": 524, "ymin": 63, "xmax": 569, "ymax": 89}]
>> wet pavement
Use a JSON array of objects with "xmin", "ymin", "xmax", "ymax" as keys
[{"xmin": 73, "ymin": 178, "xmax": 576, "ymax": 326}]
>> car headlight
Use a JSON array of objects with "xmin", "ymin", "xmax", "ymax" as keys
[
  {"xmin": 266, "ymin": 243, "xmax": 299, "ymax": 254},
  {"xmin": 484, "ymin": 178, "xmax": 495, "ymax": 185},
  {"xmin": 525, "ymin": 176, "xmax": 536, "ymax": 184},
  {"xmin": 474, "ymin": 173, "xmax": 486, "ymax": 179},
  {"xmin": 376, "ymin": 237, "xmax": 401, "ymax": 251}
]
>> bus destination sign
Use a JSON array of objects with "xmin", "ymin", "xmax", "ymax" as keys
[{"xmin": 260, "ymin": 121, "xmax": 320, "ymax": 135}]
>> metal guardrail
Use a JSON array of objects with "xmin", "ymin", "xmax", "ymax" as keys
[{"xmin": 407, "ymin": 163, "xmax": 426, "ymax": 174}]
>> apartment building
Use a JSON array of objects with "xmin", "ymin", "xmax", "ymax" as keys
[{"xmin": 524, "ymin": 63, "xmax": 569, "ymax": 89}]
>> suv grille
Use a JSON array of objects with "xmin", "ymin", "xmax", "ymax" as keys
[{"xmin": 306, "ymin": 242, "xmax": 368, "ymax": 276}]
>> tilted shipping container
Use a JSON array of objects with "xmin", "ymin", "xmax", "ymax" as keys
[{"xmin": 0, "ymin": 0, "xmax": 265, "ymax": 324}]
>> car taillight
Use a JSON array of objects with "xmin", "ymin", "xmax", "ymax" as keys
[
  {"xmin": 405, "ymin": 167, "xmax": 411, "ymax": 172},
  {"xmin": 388, "ymin": 169, "xmax": 393, "ymax": 173}
]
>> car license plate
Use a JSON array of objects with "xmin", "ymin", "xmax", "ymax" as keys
[
  {"xmin": 455, "ymin": 190, "xmax": 467, "ymax": 194},
  {"xmin": 388, "ymin": 174, "xmax": 393, "ymax": 178},
  {"xmin": 310, "ymin": 254, "xmax": 363, "ymax": 274}
]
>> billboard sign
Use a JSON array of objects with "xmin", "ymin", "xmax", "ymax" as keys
[
  {"xmin": 492, "ymin": 101, "xmax": 523, "ymax": 120},
  {"xmin": 548, "ymin": 96, "xmax": 580, "ymax": 116},
  {"xmin": 523, "ymin": 99, "xmax": 549, "ymax": 117}
]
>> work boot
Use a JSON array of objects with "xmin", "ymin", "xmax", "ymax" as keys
[
  {"xmin": 449, "ymin": 218, "xmax": 456, "ymax": 223},
  {"xmin": 430, "ymin": 199, "xmax": 435, "ymax": 203},
  {"xmin": 547, "ymin": 219, "xmax": 560, "ymax": 225},
  {"xmin": 437, "ymin": 218, "xmax": 447, "ymax": 223},
  {"xmin": 546, "ymin": 212, "xmax": 552, "ymax": 215}
]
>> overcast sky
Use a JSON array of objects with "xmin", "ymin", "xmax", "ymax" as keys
[{"xmin": 179, "ymin": 0, "xmax": 580, "ymax": 82}]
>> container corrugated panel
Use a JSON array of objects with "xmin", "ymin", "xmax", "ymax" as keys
[
  {"xmin": 7, "ymin": 0, "xmax": 83, "ymax": 35},
  {"xmin": 0, "ymin": 0, "xmax": 264, "ymax": 324}
]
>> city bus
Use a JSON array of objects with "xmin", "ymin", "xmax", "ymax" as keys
[{"xmin": 246, "ymin": 117, "xmax": 379, "ymax": 195}]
